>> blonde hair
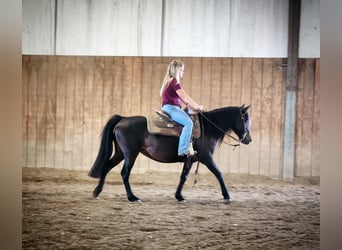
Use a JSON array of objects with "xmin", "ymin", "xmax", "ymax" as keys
[{"xmin": 160, "ymin": 60, "xmax": 184, "ymax": 96}]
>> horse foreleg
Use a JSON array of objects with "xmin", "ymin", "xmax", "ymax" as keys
[
  {"xmin": 93, "ymin": 154, "xmax": 124, "ymax": 198},
  {"xmin": 203, "ymin": 159, "xmax": 230, "ymax": 202},
  {"xmin": 175, "ymin": 157, "xmax": 193, "ymax": 202}
]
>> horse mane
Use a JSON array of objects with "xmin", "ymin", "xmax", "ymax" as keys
[{"xmin": 200, "ymin": 106, "xmax": 241, "ymax": 145}]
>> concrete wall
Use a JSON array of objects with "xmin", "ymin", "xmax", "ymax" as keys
[{"xmin": 22, "ymin": 0, "xmax": 320, "ymax": 57}]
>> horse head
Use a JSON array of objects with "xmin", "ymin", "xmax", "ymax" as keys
[{"xmin": 235, "ymin": 104, "xmax": 252, "ymax": 145}]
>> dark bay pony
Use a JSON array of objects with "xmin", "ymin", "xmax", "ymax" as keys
[{"xmin": 88, "ymin": 104, "xmax": 252, "ymax": 202}]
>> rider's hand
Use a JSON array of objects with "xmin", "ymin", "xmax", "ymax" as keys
[{"xmin": 197, "ymin": 105, "xmax": 204, "ymax": 112}]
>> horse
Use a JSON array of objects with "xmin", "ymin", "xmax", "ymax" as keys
[{"xmin": 88, "ymin": 104, "xmax": 252, "ymax": 203}]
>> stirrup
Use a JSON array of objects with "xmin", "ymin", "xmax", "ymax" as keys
[{"xmin": 189, "ymin": 142, "xmax": 197, "ymax": 156}]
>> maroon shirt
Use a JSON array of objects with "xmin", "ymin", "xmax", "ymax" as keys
[{"xmin": 162, "ymin": 78, "xmax": 182, "ymax": 107}]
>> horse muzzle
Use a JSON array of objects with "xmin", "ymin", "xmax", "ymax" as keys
[{"xmin": 241, "ymin": 133, "xmax": 252, "ymax": 145}]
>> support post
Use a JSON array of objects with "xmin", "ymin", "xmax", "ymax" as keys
[{"xmin": 283, "ymin": 0, "xmax": 301, "ymax": 181}]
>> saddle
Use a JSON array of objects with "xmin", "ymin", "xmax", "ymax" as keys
[{"xmin": 147, "ymin": 110, "xmax": 201, "ymax": 138}]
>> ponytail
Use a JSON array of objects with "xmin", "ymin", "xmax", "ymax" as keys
[{"xmin": 160, "ymin": 60, "xmax": 184, "ymax": 96}]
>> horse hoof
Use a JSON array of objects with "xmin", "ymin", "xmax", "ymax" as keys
[
  {"xmin": 92, "ymin": 187, "xmax": 102, "ymax": 198},
  {"xmin": 223, "ymin": 199, "xmax": 231, "ymax": 204},
  {"xmin": 178, "ymin": 199, "xmax": 187, "ymax": 203},
  {"xmin": 128, "ymin": 196, "xmax": 141, "ymax": 202},
  {"xmin": 175, "ymin": 192, "xmax": 185, "ymax": 202}
]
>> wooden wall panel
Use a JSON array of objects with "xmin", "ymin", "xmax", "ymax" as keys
[
  {"xmin": 210, "ymin": 59, "xmax": 227, "ymax": 173},
  {"xmin": 200, "ymin": 58, "xmax": 212, "ymax": 109},
  {"xmin": 122, "ymin": 57, "xmax": 133, "ymax": 115},
  {"xmin": 259, "ymin": 59, "xmax": 274, "ymax": 177},
  {"xmin": 82, "ymin": 57, "xmax": 95, "ymax": 171},
  {"xmin": 141, "ymin": 58, "xmax": 153, "ymax": 116},
  {"xmin": 55, "ymin": 57, "xmax": 67, "ymax": 169},
  {"xmin": 63, "ymin": 57, "xmax": 76, "ymax": 169},
  {"xmin": 103, "ymin": 57, "xmax": 115, "ymax": 120},
  {"xmin": 91, "ymin": 57, "xmax": 105, "ymax": 168},
  {"xmin": 188, "ymin": 58, "xmax": 202, "ymax": 107},
  {"xmin": 148, "ymin": 57, "xmax": 165, "ymax": 171},
  {"xmin": 139, "ymin": 58, "xmax": 154, "ymax": 172},
  {"xmin": 35, "ymin": 56, "xmax": 48, "ymax": 168},
  {"xmin": 239, "ymin": 59, "xmax": 253, "ymax": 174},
  {"xmin": 269, "ymin": 59, "xmax": 285, "ymax": 179},
  {"xmin": 26, "ymin": 57, "xmax": 39, "ymax": 167},
  {"xmin": 22, "ymin": 56, "xmax": 320, "ymax": 179},
  {"xmin": 295, "ymin": 59, "xmax": 320, "ymax": 177},
  {"xmin": 131, "ymin": 57, "xmax": 143, "ymax": 114},
  {"xmin": 22, "ymin": 56, "xmax": 29, "ymax": 167},
  {"xmin": 249, "ymin": 59, "xmax": 263, "ymax": 175},
  {"xmin": 218, "ymin": 58, "xmax": 233, "ymax": 173},
  {"xmin": 73, "ymin": 57, "xmax": 86, "ymax": 170},
  {"xmin": 226, "ymin": 59, "xmax": 241, "ymax": 173},
  {"xmin": 45, "ymin": 57, "xmax": 57, "ymax": 168}
]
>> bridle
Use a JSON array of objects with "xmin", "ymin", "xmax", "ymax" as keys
[{"xmin": 199, "ymin": 111, "xmax": 249, "ymax": 148}]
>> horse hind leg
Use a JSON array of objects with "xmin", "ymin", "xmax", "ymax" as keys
[
  {"xmin": 120, "ymin": 154, "xmax": 140, "ymax": 202},
  {"xmin": 93, "ymin": 152, "xmax": 124, "ymax": 198},
  {"xmin": 175, "ymin": 157, "xmax": 193, "ymax": 202}
]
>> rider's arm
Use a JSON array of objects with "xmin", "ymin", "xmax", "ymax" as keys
[{"xmin": 176, "ymin": 88, "xmax": 203, "ymax": 111}]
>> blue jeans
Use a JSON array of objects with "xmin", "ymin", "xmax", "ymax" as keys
[{"xmin": 162, "ymin": 104, "xmax": 193, "ymax": 155}]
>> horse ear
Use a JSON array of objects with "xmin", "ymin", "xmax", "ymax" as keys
[{"xmin": 241, "ymin": 104, "xmax": 250, "ymax": 114}]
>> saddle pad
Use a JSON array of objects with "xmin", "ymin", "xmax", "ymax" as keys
[{"xmin": 147, "ymin": 114, "xmax": 201, "ymax": 138}]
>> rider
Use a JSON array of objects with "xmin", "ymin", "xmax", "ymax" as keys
[{"xmin": 160, "ymin": 60, "xmax": 204, "ymax": 156}]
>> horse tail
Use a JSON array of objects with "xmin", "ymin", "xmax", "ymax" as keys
[{"xmin": 88, "ymin": 115, "xmax": 122, "ymax": 178}]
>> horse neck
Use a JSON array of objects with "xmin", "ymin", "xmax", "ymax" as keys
[{"xmin": 202, "ymin": 107, "xmax": 239, "ymax": 136}]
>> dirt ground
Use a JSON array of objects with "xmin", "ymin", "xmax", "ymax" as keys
[{"xmin": 22, "ymin": 167, "xmax": 320, "ymax": 249}]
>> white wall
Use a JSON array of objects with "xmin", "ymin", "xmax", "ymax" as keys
[
  {"xmin": 22, "ymin": 0, "xmax": 320, "ymax": 58},
  {"xmin": 299, "ymin": 0, "xmax": 320, "ymax": 58},
  {"xmin": 162, "ymin": 0, "xmax": 289, "ymax": 57},
  {"xmin": 22, "ymin": 0, "xmax": 55, "ymax": 54},
  {"xmin": 56, "ymin": 0, "xmax": 162, "ymax": 55}
]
